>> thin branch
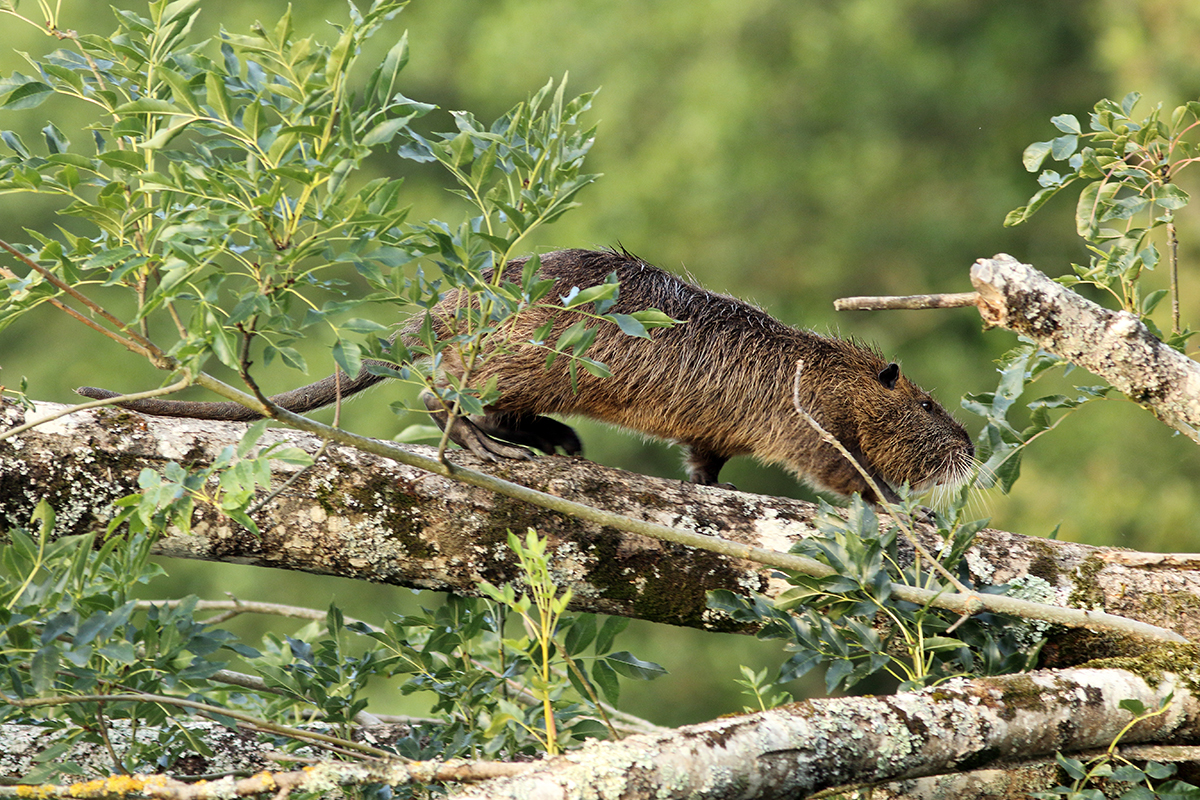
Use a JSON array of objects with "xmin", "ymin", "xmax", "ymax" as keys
[
  {"xmin": 0, "ymin": 758, "xmax": 535, "ymax": 800},
  {"xmin": 0, "ymin": 263, "xmax": 151, "ymax": 355},
  {"xmin": 0, "ymin": 238, "xmax": 168, "ymax": 364},
  {"xmin": 833, "ymin": 292, "xmax": 979, "ymax": 312},
  {"xmin": 1168, "ymin": 215, "xmax": 1181, "ymax": 335},
  {"xmin": 1, "ymin": 690, "xmax": 396, "ymax": 760}
]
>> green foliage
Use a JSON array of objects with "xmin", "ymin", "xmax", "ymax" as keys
[
  {"xmin": 478, "ymin": 529, "xmax": 665, "ymax": 754},
  {"xmin": 972, "ymin": 91, "xmax": 1200, "ymax": 496},
  {"xmin": 732, "ymin": 665, "xmax": 790, "ymax": 712},
  {"xmin": 710, "ymin": 498, "xmax": 1042, "ymax": 695},
  {"xmin": 1008, "ymin": 92, "xmax": 1197, "ymax": 339},
  {"xmin": 963, "ymin": 342, "xmax": 1111, "ymax": 493},
  {"xmin": 1033, "ymin": 696, "xmax": 1199, "ymax": 800},
  {"xmin": 105, "ymin": 419, "xmax": 313, "ymax": 537},
  {"xmin": 0, "ymin": 503, "xmax": 242, "ymax": 780},
  {"xmin": 0, "ymin": 510, "xmax": 662, "ymax": 780},
  {"xmin": 0, "ymin": 0, "xmax": 676, "ymax": 534}
]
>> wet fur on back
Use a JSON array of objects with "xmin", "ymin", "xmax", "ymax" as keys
[{"xmin": 423, "ymin": 249, "xmax": 974, "ymax": 501}]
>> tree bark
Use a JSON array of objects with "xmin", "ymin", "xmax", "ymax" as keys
[
  {"xmin": 3, "ymin": 399, "xmax": 1200, "ymax": 641},
  {"xmin": 970, "ymin": 253, "xmax": 1200, "ymax": 443},
  {"xmin": 444, "ymin": 665, "xmax": 1200, "ymax": 799},
  {"xmin": 3, "ymin": 666, "xmax": 1196, "ymax": 800},
  {"xmin": 5, "ymin": 398, "xmax": 1200, "ymax": 798}
]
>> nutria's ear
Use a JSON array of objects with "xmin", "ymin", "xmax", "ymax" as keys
[{"xmin": 878, "ymin": 363, "xmax": 900, "ymax": 390}]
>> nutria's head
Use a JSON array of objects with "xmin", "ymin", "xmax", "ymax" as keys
[{"xmin": 853, "ymin": 361, "xmax": 975, "ymax": 494}]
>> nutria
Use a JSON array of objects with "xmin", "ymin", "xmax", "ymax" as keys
[{"xmin": 78, "ymin": 248, "xmax": 975, "ymax": 503}]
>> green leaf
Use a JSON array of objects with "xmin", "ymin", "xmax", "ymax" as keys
[
  {"xmin": 97, "ymin": 150, "xmax": 147, "ymax": 172},
  {"xmin": 332, "ymin": 339, "xmax": 363, "ymax": 380},
  {"xmin": 1155, "ymin": 183, "xmax": 1190, "ymax": 210},
  {"xmin": 594, "ymin": 615, "xmax": 627, "ymax": 655},
  {"xmin": 112, "ymin": 98, "xmax": 185, "ymax": 115},
  {"xmin": 1021, "ymin": 140, "xmax": 1053, "ymax": 172},
  {"xmin": 607, "ymin": 313, "xmax": 648, "ymax": 338},
  {"xmin": 1051, "ymin": 114, "xmax": 1081, "ymax": 134},
  {"xmin": 1050, "ymin": 134, "xmax": 1077, "ymax": 160},
  {"xmin": 1142, "ymin": 289, "xmax": 1168, "ymax": 315},
  {"xmin": 30, "ymin": 644, "xmax": 59, "ymax": 693},
  {"xmin": 1121, "ymin": 91, "xmax": 1142, "ymax": 116},
  {"xmin": 205, "ymin": 71, "xmax": 232, "ymax": 121},
  {"xmin": 1005, "ymin": 185, "xmax": 1064, "ymax": 227},
  {"xmin": 563, "ymin": 614, "xmax": 597, "ymax": 655},
  {"xmin": 591, "ymin": 657, "xmax": 619, "ymax": 705},
  {"xmin": 1054, "ymin": 752, "xmax": 1088, "ymax": 781},
  {"xmin": 41, "ymin": 123, "xmax": 69, "ymax": 154},
  {"xmin": 1, "ymin": 129, "xmax": 30, "ymax": 157},
  {"xmin": 603, "ymin": 651, "xmax": 667, "ymax": 680},
  {"xmin": 157, "ymin": 66, "xmax": 201, "ymax": 114},
  {"xmin": 1118, "ymin": 697, "xmax": 1146, "ymax": 715},
  {"xmin": 362, "ymin": 115, "xmax": 414, "ymax": 147},
  {"xmin": 142, "ymin": 117, "xmax": 198, "ymax": 150},
  {"xmin": 1, "ymin": 81, "xmax": 54, "ymax": 110}
]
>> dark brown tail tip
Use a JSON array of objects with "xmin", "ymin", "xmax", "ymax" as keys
[{"xmin": 76, "ymin": 387, "xmax": 119, "ymax": 401}]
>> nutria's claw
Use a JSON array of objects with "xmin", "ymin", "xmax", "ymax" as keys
[
  {"xmin": 421, "ymin": 391, "xmax": 535, "ymax": 462},
  {"xmin": 474, "ymin": 414, "xmax": 582, "ymax": 456},
  {"xmin": 449, "ymin": 416, "xmax": 536, "ymax": 462}
]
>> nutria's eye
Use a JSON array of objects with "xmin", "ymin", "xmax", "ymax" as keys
[{"xmin": 919, "ymin": 400, "xmax": 933, "ymax": 411}]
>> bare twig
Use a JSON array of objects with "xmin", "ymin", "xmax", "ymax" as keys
[
  {"xmin": 833, "ymin": 292, "xmax": 979, "ymax": 312},
  {"xmin": 1168, "ymin": 216, "xmax": 1180, "ymax": 335}
]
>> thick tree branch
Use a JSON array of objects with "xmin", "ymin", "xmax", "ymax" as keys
[
  {"xmin": 970, "ymin": 253, "xmax": 1200, "ymax": 443},
  {"xmin": 4, "ymin": 665, "xmax": 1197, "ymax": 800},
  {"xmin": 2, "ymin": 399, "xmax": 1199, "ymax": 642},
  {"xmin": 443, "ymin": 665, "xmax": 1200, "ymax": 799}
]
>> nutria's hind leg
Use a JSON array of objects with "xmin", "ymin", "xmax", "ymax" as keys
[
  {"xmin": 420, "ymin": 391, "xmax": 534, "ymax": 462},
  {"xmin": 685, "ymin": 445, "xmax": 736, "ymax": 489},
  {"xmin": 475, "ymin": 414, "xmax": 583, "ymax": 456}
]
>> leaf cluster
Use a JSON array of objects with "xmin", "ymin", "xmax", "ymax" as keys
[
  {"xmin": 0, "ymin": 0, "xmax": 669, "ymax": 448},
  {"xmin": 0, "ymin": 503, "xmax": 255, "ymax": 781},
  {"xmin": 711, "ymin": 498, "xmax": 1040, "ymax": 695},
  {"xmin": 1035, "ymin": 697, "xmax": 1199, "ymax": 800},
  {"xmin": 0, "ymin": 508, "xmax": 665, "ymax": 780},
  {"xmin": 477, "ymin": 529, "xmax": 665, "ymax": 755},
  {"xmin": 1008, "ymin": 91, "xmax": 1198, "ymax": 341},
  {"xmin": 963, "ymin": 342, "xmax": 1110, "ymax": 494}
]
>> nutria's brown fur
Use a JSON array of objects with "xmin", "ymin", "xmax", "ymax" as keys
[{"xmin": 78, "ymin": 249, "xmax": 974, "ymax": 502}]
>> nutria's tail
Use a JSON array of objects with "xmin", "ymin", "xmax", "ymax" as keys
[{"xmin": 76, "ymin": 360, "xmax": 394, "ymax": 420}]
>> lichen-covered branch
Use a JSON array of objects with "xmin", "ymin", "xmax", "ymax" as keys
[
  {"xmin": 970, "ymin": 253, "xmax": 1200, "ymax": 443},
  {"xmin": 3, "ymin": 400, "xmax": 1200, "ymax": 640},
  {"xmin": 0, "ymin": 719, "xmax": 532, "ymax": 799},
  {"xmin": 444, "ymin": 665, "xmax": 1200, "ymax": 799},
  {"xmin": 4, "ymin": 664, "xmax": 1197, "ymax": 800}
]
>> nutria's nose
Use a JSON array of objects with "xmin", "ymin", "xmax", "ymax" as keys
[{"xmin": 965, "ymin": 441, "xmax": 975, "ymax": 458}]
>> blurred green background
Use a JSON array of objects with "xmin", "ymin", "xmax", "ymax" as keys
[{"xmin": 3, "ymin": 0, "xmax": 1200, "ymax": 725}]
